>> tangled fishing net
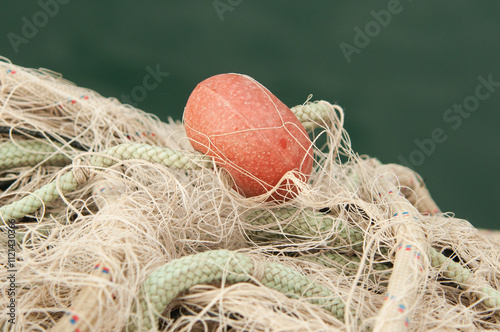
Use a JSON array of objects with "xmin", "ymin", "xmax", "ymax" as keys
[{"xmin": 0, "ymin": 57, "xmax": 499, "ymax": 332}]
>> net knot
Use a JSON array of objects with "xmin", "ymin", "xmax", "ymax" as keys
[
  {"xmin": 72, "ymin": 157, "xmax": 93, "ymax": 185},
  {"xmin": 249, "ymin": 254, "xmax": 266, "ymax": 283}
]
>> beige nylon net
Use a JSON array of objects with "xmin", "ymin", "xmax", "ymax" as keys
[{"xmin": 0, "ymin": 57, "xmax": 499, "ymax": 331}]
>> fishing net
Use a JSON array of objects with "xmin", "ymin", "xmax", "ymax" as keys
[{"xmin": 0, "ymin": 58, "xmax": 499, "ymax": 331}]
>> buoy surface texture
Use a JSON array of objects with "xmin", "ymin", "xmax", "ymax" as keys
[{"xmin": 184, "ymin": 73, "xmax": 313, "ymax": 201}]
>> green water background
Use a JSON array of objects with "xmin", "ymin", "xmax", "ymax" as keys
[{"xmin": 1, "ymin": 1, "xmax": 499, "ymax": 229}]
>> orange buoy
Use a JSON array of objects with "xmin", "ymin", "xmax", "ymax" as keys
[{"xmin": 184, "ymin": 73, "xmax": 313, "ymax": 201}]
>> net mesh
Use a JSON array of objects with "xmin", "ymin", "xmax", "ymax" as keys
[{"xmin": 0, "ymin": 58, "xmax": 498, "ymax": 331}]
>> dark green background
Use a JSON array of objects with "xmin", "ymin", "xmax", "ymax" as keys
[{"xmin": 1, "ymin": 1, "xmax": 499, "ymax": 229}]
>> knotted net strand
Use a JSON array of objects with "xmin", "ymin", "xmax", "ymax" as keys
[{"xmin": 0, "ymin": 58, "xmax": 498, "ymax": 331}]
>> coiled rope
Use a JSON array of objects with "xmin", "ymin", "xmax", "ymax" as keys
[
  {"xmin": 132, "ymin": 249, "xmax": 346, "ymax": 331},
  {"xmin": 0, "ymin": 143, "xmax": 212, "ymax": 223},
  {"xmin": 0, "ymin": 101, "xmax": 331, "ymax": 224},
  {"xmin": 1, "ymin": 100, "xmax": 498, "ymax": 331}
]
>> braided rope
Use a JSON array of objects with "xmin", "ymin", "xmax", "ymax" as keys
[
  {"xmin": 0, "ymin": 145, "xmax": 213, "ymax": 223},
  {"xmin": 2, "ymin": 99, "xmax": 498, "ymax": 330},
  {"xmin": 133, "ymin": 249, "xmax": 345, "ymax": 331},
  {"xmin": 0, "ymin": 140, "xmax": 71, "ymax": 170},
  {"xmin": 245, "ymin": 204, "xmax": 500, "ymax": 324},
  {"xmin": 0, "ymin": 101, "xmax": 334, "ymax": 223},
  {"xmin": 371, "ymin": 166, "xmax": 499, "ymax": 330},
  {"xmin": 244, "ymin": 206, "xmax": 488, "ymax": 289},
  {"xmin": 290, "ymin": 100, "xmax": 335, "ymax": 131},
  {"xmin": 428, "ymin": 248, "xmax": 472, "ymax": 285},
  {"xmin": 49, "ymin": 263, "xmax": 114, "ymax": 332},
  {"xmin": 428, "ymin": 247, "xmax": 500, "ymax": 310},
  {"xmin": 384, "ymin": 164, "xmax": 440, "ymax": 216},
  {"xmin": 89, "ymin": 143, "xmax": 212, "ymax": 170},
  {"xmin": 245, "ymin": 207, "xmax": 364, "ymax": 250},
  {"xmin": 479, "ymin": 287, "xmax": 500, "ymax": 309},
  {"xmin": 0, "ymin": 171, "xmax": 78, "ymax": 223},
  {"xmin": 300, "ymin": 251, "xmax": 391, "ymax": 275},
  {"xmin": 369, "ymin": 168, "xmax": 430, "ymax": 331},
  {"xmin": 0, "ymin": 100, "xmax": 331, "ymax": 173}
]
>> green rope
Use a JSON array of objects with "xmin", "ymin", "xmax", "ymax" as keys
[
  {"xmin": 0, "ymin": 140, "xmax": 71, "ymax": 170},
  {"xmin": 0, "ymin": 101, "xmax": 329, "ymax": 172},
  {"xmin": 478, "ymin": 287, "xmax": 500, "ymax": 309},
  {"xmin": 0, "ymin": 144, "xmax": 212, "ymax": 223},
  {"xmin": 247, "ymin": 207, "xmax": 500, "ymax": 312},
  {"xmin": 0, "ymin": 171, "xmax": 77, "ymax": 222},
  {"xmin": 245, "ymin": 207, "xmax": 365, "ymax": 250},
  {"xmin": 290, "ymin": 101, "xmax": 334, "ymax": 131},
  {"xmin": 0, "ymin": 101, "xmax": 332, "ymax": 223},
  {"xmin": 246, "ymin": 208, "xmax": 392, "ymax": 282},
  {"xmin": 429, "ymin": 247, "xmax": 500, "ymax": 310},
  {"xmin": 132, "ymin": 249, "xmax": 345, "ymax": 331},
  {"xmin": 90, "ymin": 143, "xmax": 212, "ymax": 170},
  {"xmin": 299, "ymin": 251, "xmax": 391, "ymax": 277},
  {"xmin": 1, "ymin": 100, "xmax": 498, "ymax": 327},
  {"xmin": 428, "ymin": 247, "xmax": 473, "ymax": 285}
]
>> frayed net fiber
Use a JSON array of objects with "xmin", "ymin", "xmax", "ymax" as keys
[{"xmin": 0, "ymin": 57, "xmax": 499, "ymax": 332}]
